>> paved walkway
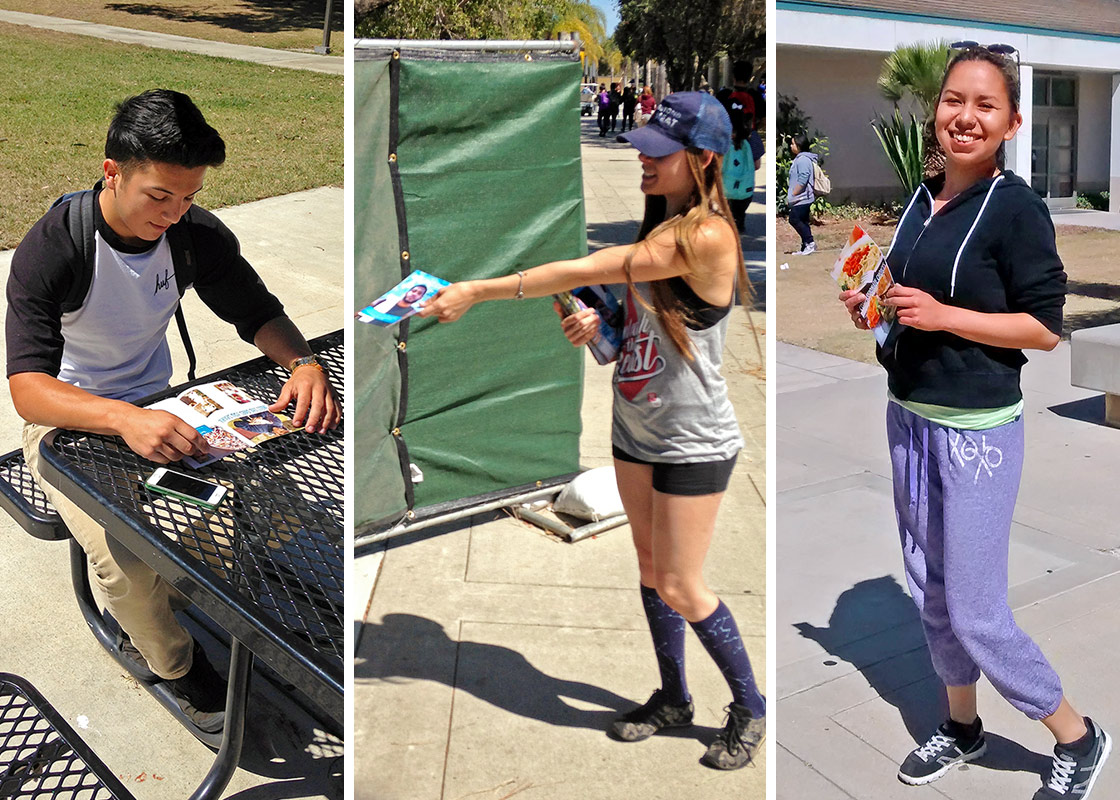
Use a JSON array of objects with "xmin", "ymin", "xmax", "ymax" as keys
[
  {"xmin": 352, "ymin": 117, "xmax": 767, "ymax": 799},
  {"xmin": 1051, "ymin": 207, "xmax": 1120, "ymax": 230},
  {"xmin": 0, "ymin": 188, "xmax": 343, "ymax": 799},
  {"xmin": 0, "ymin": 9, "xmax": 342, "ymax": 74},
  {"xmin": 776, "ymin": 340, "xmax": 1120, "ymax": 799}
]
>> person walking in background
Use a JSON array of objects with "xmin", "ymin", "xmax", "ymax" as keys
[
  {"xmin": 621, "ymin": 86, "xmax": 638, "ymax": 132},
  {"xmin": 638, "ymin": 86, "xmax": 656, "ymax": 126},
  {"xmin": 722, "ymin": 109, "xmax": 762, "ymax": 232},
  {"xmin": 608, "ymin": 82, "xmax": 622, "ymax": 132},
  {"xmin": 598, "ymin": 83, "xmax": 610, "ymax": 137},
  {"xmin": 839, "ymin": 44, "xmax": 1110, "ymax": 799},
  {"xmin": 786, "ymin": 133, "xmax": 817, "ymax": 255},
  {"xmin": 419, "ymin": 92, "xmax": 765, "ymax": 772}
]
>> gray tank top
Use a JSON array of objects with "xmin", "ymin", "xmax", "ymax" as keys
[{"xmin": 611, "ymin": 283, "xmax": 744, "ymax": 462}]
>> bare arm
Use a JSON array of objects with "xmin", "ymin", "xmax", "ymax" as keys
[
  {"xmin": 9, "ymin": 372, "xmax": 207, "ymax": 463},
  {"xmin": 253, "ymin": 316, "xmax": 341, "ymax": 434},
  {"xmin": 419, "ymin": 218, "xmax": 737, "ymax": 323}
]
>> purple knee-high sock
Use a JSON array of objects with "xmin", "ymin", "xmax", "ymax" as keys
[
  {"xmin": 640, "ymin": 584, "xmax": 690, "ymax": 704},
  {"xmin": 690, "ymin": 600, "xmax": 766, "ymax": 717}
]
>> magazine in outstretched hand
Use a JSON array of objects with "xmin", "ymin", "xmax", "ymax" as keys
[
  {"xmin": 355, "ymin": 270, "xmax": 451, "ymax": 327},
  {"xmin": 831, "ymin": 225, "xmax": 896, "ymax": 345},
  {"xmin": 554, "ymin": 285, "xmax": 624, "ymax": 365},
  {"xmin": 147, "ymin": 381, "xmax": 301, "ymax": 468}
]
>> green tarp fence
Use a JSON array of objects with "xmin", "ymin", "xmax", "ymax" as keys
[{"xmin": 354, "ymin": 45, "xmax": 586, "ymax": 533}]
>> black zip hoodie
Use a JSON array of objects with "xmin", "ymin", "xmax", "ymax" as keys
[{"xmin": 877, "ymin": 170, "xmax": 1066, "ymax": 408}]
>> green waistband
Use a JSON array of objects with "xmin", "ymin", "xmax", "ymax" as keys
[{"xmin": 889, "ymin": 392, "xmax": 1023, "ymax": 430}]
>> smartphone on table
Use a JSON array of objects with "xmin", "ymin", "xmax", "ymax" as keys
[{"xmin": 144, "ymin": 468, "xmax": 227, "ymax": 510}]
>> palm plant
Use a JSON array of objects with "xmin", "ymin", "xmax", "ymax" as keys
[
  {"xmin": 872, "ymin": 41, "xmax": 949, "ymax": 188},
  {"xmin": 871, "ymin": 109, "xmax": 925, "ymax": 195}
]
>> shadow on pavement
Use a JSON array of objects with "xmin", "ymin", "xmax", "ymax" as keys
[
  {"xmin": 1049, "ymin": 395, "xmax": 1106, "ymax": 425},
  {"xmin": 355, "ymin": 612, "xmax": 719, "ymax": 743},
  {"xmin": 794, "ymin": 576, "xmax": 1051, "ymax": 779}
]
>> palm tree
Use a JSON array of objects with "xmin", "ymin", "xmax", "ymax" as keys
[
  {"xmin": 875, "ymin": 40, "xmax": 950, "ymax": 181},
  {"xmin": 546, "ymin": 0, "xmax": 608, "ymax": 65},
  {"xmin": 878, "ymin": 41, "xmax": 950, "ymax": 118}
]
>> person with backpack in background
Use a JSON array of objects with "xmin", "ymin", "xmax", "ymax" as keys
[
  {"xmin": 598, "ymin": 83, "xmax": 611, "ymax": 137},
  {"xmin": 787, "ymin": 133, "xmax": 818, "ymax": 255},
  {"xmin": 722, "ymin": 109, "xmax": 763, "ymax": 232},
  {"xmin": 6, "ymin": 89, "xmax": 340, "ymax": 739}
]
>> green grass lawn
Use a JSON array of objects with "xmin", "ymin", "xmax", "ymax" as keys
[
  {"xmin": 0, "ymin": 0, "xmax": 341, "ymax": 53},
  {"xmin": 0, "ymin": 23, "xmax": 342, "ymax": 249}
]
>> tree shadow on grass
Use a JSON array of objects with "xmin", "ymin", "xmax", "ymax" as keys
[
  {"xmin": 794, "ymin": 575, "xmax": 1051, "ymax": 780},
  {"xmin": 106, "ymin": 0, "xmax": 341, "ymax": 36}
]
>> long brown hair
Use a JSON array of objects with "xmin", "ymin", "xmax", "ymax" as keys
[{"xmin": 623, "ymin": 148, "xmax": 755, "ymax": 359}]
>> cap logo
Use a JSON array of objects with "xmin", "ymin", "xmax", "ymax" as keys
[{"xmin": 654, "ymin": 103, "xmax": 683, "ymax": 128}]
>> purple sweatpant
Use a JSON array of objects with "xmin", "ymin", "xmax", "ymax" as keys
[{"xmin": 887, "ymin": 402, "xmax": 1063, "ymax": 720}]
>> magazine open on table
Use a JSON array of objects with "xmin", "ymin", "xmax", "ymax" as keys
[
  {"xmin": 147, "ymin": 381, "xmax": 301, "ymax": 468},
  {"xmin": 356, "ymin": 269, "xmax": 450, "ymax": 326},
  {"xmin": 831, "ymin": 225, "xmax": 897, "ymax": 345}
]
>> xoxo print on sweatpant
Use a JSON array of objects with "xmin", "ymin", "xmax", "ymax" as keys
[{"xmin": 887, "ymin": 402, "xmax": 1063, "ymax": 720}]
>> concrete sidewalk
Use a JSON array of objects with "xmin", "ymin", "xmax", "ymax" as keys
[
  {"xmin": 0, "ymin": 187, "xmax": 343, "ymax": 798},
  {"xmin": 352, "ymin": 117, "xmax": 767, "ymax": 798},
  {"xmin": 777, "ymin": 340, "xmax": 1120, "ymax": 799},
  {"xmin": 0, "ymin": 9, "xmax": 342, "ymax": 74}
]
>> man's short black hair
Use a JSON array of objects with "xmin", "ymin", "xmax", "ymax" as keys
[
  {"xmin": 733, "ymin": 61, "xmax": 752, "ymax": 85},
  {"xmin": 105, "ymin": 89, "xmax": 226, "ymax": 170}
]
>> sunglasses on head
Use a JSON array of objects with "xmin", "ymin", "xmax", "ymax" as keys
[{"xmin": 949, "ymin": 40, "xmax": 1021, "ymax": 72}]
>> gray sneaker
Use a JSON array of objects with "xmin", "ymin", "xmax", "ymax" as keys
[
  {"xmin": 898, "ymin": 720, "xmax": 986, "ymax": 785},
  {"xmin": 1033, "ymin": 718, "xmax": 1112, "ymax": 799},
  {"xmin": 609, "ymin": 690, "xmax": 693, "ymax": 742},
  {"xmin": 701, "ymin": 703, "xmax": 765, "ymax": 770},
  {"xmin": 791, "ymin": 242, "xmax": 817, "ymax": 256}
]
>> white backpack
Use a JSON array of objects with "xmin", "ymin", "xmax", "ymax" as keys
[{"xmin": 812, "ymin": 161, "xmax": 831, "ymax": 196}]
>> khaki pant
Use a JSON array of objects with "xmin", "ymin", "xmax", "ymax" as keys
[{"xmin": 24, "ymin": 421, "xmax": 194, "ymax": 679}]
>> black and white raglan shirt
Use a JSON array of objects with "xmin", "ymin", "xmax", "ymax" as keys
[{"xmin": 6, "ymin": 191, "xmax": 285, "ymax": 403}]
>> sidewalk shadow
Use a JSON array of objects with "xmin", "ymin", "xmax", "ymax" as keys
[
  {"xmin": 105, "ymin": 0, "xmax": 340, "ymax": 34},
  {"xmin": 793, "ymin": 575, "xmax": 1051, "ymax": 779},
  {"xmin": 355, "ymin": 612, "xmax": 716, "ymax": 741},
  {"xmin": 1048, "ymin": 394, "xmax": 1106, "ymax": 425}
]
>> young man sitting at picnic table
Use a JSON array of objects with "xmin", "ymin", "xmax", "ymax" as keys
[{"xmin": 5, "ymin": 89, "xmax": 341, "ymax": 736}]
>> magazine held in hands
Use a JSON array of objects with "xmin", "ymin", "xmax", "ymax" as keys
[
  {"xmin": 356, "ymin": 270, "xmax": 450, "ymax": 326},
  {"xmin": 147, "ymin": 381, "xmax": 302, "ymax": 468},
  {"xmin": 554, "ymin": 285, "xmax": 624, "ymax": 365},
  {"xmin": 832, "ymin": 225, "xmax": 897, "ymax": 345}
]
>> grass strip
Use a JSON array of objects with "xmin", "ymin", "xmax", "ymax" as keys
[{"xmin": 0, "ymin": 22, "xmax": 342, "ymax": 249}]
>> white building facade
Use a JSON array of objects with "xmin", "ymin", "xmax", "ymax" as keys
[{"xmin": 777, "ymin": 0, "xmax": 1120, "ymax": 210}]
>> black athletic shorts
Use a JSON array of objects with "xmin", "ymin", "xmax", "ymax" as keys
[{"xmin": 612, "ymin": 445, "xmax": 738, "ymax": 496}]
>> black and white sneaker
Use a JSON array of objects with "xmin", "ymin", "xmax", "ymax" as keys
[
  {"xmin": 1033, "ymin": 718, "xmax": 1112, "ymax": 799},
  {"xmin": 898, "ymin": 719, "xmax": 986, "ymax": 785}
]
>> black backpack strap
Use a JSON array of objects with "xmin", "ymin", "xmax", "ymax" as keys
[
  {"xmin": 166, "ymin": 218, "xmax": 197, "ymax": 382},
  {"xmin": 58, "ymin": 182, "xmax": 198, "ymax": 382}
]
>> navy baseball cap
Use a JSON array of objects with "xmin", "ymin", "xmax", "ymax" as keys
[{"xmin": 618, "ymin": 92, "xmax": 732, "ymax": 157}]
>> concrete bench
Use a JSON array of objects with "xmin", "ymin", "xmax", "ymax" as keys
[{"xmin": 1070, "ymin": 323, "xmax": 1120, "ymax": 427}]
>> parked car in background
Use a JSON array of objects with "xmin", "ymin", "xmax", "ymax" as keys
[{"xmin": 580, "ymin": 83, "xmax": 598, "ymax": 116}]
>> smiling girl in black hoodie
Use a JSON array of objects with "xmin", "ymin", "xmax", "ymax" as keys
[{"xmin": 841, "ymin": 46, "xmax": 1110, "ymax": 799}]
